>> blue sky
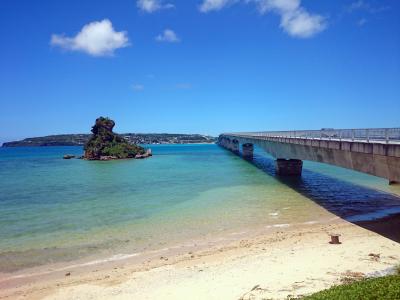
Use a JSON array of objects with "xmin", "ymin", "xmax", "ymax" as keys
[{"xmin": 0, "ymin": 0, "xmax": 399, "ymax": 142}]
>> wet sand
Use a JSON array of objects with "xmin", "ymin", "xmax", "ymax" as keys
[{"xmin": 1, "ymin": 214, "xmax": 399, "ymax": 300}]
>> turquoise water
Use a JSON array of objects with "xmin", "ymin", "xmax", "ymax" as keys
[{"xmin": 1, "ymin": 144, "xmax": 400, "ymax": 273}]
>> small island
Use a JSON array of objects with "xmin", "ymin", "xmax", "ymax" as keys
[{"xmin": 84, "ymin": 117, "xmax": 151, "ymax": 160}]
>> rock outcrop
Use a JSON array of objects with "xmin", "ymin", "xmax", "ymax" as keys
[
  {"xmin": 135, "ymin": 149, "xmax": 152, "ymax": 159},
  {"xmin": 84, "ymin": 117, "xmax": 147, "ymax": 160}
]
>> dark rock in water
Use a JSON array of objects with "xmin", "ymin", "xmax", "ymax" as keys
[
  {"xmin": 83, "ymin": 117, "xmax": 146, "ymax": 160},
  {"xmin": 63, "ymin": 154, "xmax": 75, "ymax": 159},
  {"xmin": 135, "ymin": 149, "xmax": 153, "ymax": 159},
  {"xmin": 99, "ymin": 156, "xmax": 117, "ymax": 161}
]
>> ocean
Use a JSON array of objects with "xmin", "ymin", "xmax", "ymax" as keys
[{"xmin": 1, "ymin": 144, "xmax": 400, "ymax": 273}]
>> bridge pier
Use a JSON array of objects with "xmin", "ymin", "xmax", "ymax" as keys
[
  {"xmin": 217, "ymin": 137, "xmax": 225, "ymax": 148},
  {"xmin": 225, "ymin": 138, "xmax": 231, "ymax": 150},
  {"xmin": 232, "ymin": 139, "xmax": 240, "ymax": 154},
  {"xmin": 221, "ymin": 137, "xmax": 231, "ymax": 150},
  {"xmin": 275, "ymin": 159, "xmax": 303, "ymax": 176},
  {"xmin": 242, "ymin": 143, "xmax": 254, "ymax": 160},
  {"xmin": 217, "ymin": 137, "xmax": 240, "ymax": 154}
]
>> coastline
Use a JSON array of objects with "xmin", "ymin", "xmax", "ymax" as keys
[
  {"xmin": 1, "ymin": 214, "xmax": 399, "ymax": 300},
  {"xmin": 1, "ymin": 141, "xmax": 216, "ymax": 148}
]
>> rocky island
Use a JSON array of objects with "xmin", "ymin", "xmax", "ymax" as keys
[{"xmin": 84, "ymin": 117, "xmax": 151, "ymax": 160}]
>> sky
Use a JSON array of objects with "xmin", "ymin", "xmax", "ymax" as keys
[{"xmin": 0, "ymin": 0, "xmax": 399, "ymax": 142}]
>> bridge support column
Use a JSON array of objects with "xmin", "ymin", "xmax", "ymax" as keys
[
  {"xmin": 221, "ymin": 138, "xmax": 231, "ymax": 150},
  {"xmin": 225, "ymin": 139, "xmax": 232, "ymax": 150},
  {"xmin": 217, "ymin": 137, "xmax": 226, "ymax": 148},
  {"xmin": 232, "ymin": 139, "xmax": 240, "ymax": 154},
  {"xmin": 275, "ymin": 159, "xmax": 303, "ymax": 176},
  {"xmin": 223, "ymin": 138, "xmax": 229, "ymax": 149},
  {"xmin": 242, "ymin": 143, "xmax": 254, "ymax": 160}
]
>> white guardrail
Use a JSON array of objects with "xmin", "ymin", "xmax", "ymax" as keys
[{"xmin": 224, "ymin": 128, "xmax": 400, "ymax": 144}]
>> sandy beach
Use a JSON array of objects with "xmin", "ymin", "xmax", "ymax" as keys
[{"xmin": 1, "ymin": 214, "xmax": 399, "ymax": 300}]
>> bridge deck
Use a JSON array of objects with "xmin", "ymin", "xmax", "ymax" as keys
[
  {"xmin": 220, "ymin": 128, "xmax": 400, "ymax": 183},
  {"xmin": 223, "ymin": 135, "xmax": 400, "ymax": 158},
  {"xmin": 224, "ymin": 128, "xmax": 400, "ymax": 146},
  {"xmin": 229, "ymin": 135, "xmax": 400, "ymax": 145}
]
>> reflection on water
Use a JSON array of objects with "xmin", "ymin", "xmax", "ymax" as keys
[{"xmin": 250, "ymin": 150, "xmax": 400, "ymax": 222}]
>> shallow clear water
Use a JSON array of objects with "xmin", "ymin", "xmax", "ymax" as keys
[{"xmin": 1, "ymin": 144, "xmax": 400, "ymax": 272}]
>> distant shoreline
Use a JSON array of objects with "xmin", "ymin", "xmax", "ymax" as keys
[
  {"xmin": 1, "ymin": 142, "xmax": 216, "ymax": 148},
  {"xmin": 1, "ymin": 133, "xmax": 217, "ymax": 147}
]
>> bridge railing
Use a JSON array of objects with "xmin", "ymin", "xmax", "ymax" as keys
[{"xmin": 225, "ymin": 128, "xmax": 400, "ymax": 144}]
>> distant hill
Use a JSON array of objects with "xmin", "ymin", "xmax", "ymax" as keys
[{"xmin": 2, "ymin": 133, "xmax": 216, "ymax": 147}]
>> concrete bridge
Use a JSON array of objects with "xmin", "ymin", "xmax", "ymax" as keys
[{"xmin": 218, "ymin": 128, "xmax": 400, "ymax": 185}]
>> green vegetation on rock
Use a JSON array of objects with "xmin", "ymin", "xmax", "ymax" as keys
[
  {"xmin": 302, "ymin": 274, "xmax": 400, "ymax": 300},
  {"xmin": 84, "ymin": 117, "xmax": 145, "ymax": 160}
]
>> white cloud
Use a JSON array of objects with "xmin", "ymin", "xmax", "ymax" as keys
[
  {"xmin": 347, "ymin": 0, "xmax": 367, "ymax": 12},
  {"xmin": 200, "ymin": 0, "xmax": 326, "ymax": 38},
  {"xmin": 346, "ymin": 1, "xmax": 389, "ymax": 14},
  {"xmin": 137, "ymin": 0, "xmax": 174, "ymax": 13},
  {"xmin": 155, "ymin": 29, "xmax": 180, "ymax": 42},
  {"xmin": 199, "ymin": 0, "xmax": 236, "ymax": 13},
  {"xmin": 279, "ymin": 8, "xmax": 326, "ymax": 38},
  {"xmin": 51, "ymin": 19, "xmax": 129, "ymax": 56},
  {"xmin": 252, "ymin": 0, "xmax": 326, "ymax": 38},
  {"xmin": 358, "ymin": 18, "xmax": 367, "ymax": 26},
  {"xmin": 255, "ymin": 0, "xmax": 300, "ymax": 14},
  {"xmin": 344, "ymin": 1, "xmax": 388, "ymax": 27},
  {"xmin": 132, "ymin": 84, "xmax": 144, "ymax": 91}
]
